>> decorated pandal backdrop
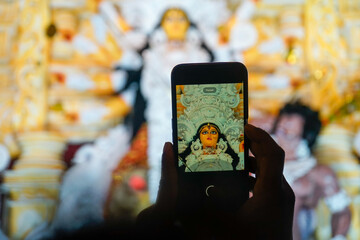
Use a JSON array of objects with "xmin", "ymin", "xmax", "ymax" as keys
[{"xmin": 0, "ymin": 0, "xmax": 360, "ymax": 239}]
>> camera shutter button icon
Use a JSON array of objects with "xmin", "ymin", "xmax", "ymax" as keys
[{"xmin": 205, "ymin": 185, "xmax": 215, "ymax": 197}]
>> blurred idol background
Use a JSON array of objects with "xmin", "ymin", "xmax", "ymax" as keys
[{"xmin": 0, "ymin": 0, "xmax": 360, "ymax": 239}]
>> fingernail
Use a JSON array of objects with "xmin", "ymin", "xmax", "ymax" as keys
[{"xmin": 163, "ymin": 142, "xmax": 171, "ymax": 152}]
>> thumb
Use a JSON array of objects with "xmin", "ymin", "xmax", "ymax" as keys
[{"xmin": 155, "ymin": 142, "xmax": 178, "ymax": 212}]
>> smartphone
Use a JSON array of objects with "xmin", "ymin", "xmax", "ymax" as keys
[{"xmin": 171, "ymin": 62, "xmax": 249, "ymax": 212}]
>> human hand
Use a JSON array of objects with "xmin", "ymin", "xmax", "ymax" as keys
[
  {"xmin": 235, "ymin": 124, "xmax": 295, "ymax": 239},
  {"xmin": 136, "ymin": 124, "xmax": 295, "ymax": 239}
]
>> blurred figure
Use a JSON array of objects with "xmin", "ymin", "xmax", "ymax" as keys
[{"xmin": 272, "ymin": 102, "xmax": 351, "ymax": 240}]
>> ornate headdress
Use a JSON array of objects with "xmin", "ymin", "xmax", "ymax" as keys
[{"xmin": 177, "ymin": 84, "xmax": 244, "ymax": 153}]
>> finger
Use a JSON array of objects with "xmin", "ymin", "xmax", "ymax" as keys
[
  {"xmin": 155, "ymin": 142, "xmax": 178, "ymax": 212},
  {"xmin": 245, "ymin": 124, "xmax": 285, "ymax": 190},
  {"xmin": 245, "ymin": 123, "xmax": 284, "ymax": 168},
  {"xmin": 160, "ymin": 142, "xmax": 177, "ymax": 185},
  {"xmin": 281, "ymin": 176, "xmax": 295, "ymax": 204},
  {"xmin": 245, "ymin": 123, "xmax": 271, "ymax": 143}
]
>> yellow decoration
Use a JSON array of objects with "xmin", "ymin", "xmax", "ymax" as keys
[
  {"xmin": 285, "ymin": 37, "xmax": 303, "ymax": 65},
  {"xmin": 315, "ymin": 199, "xmax": 332, "ymax": 240},
  {"xmin": 86, "ymin": 0, "xmax": 103, "ymax": 13},
  {"xmin": 348, "ymin": 198, "xmax": 360, "ymax": 239},
  {"xmin": 218, "ymin": 16, "xmax": 236, "ymax": 45},
  {"xmin": 243, "ymin": 16, "xmax": 284, "ymax": 71},
  {"xmin": 91, "ymin": 71, "xmax": 117, "ymax": 95},
  {"xmin": 117, "ymin": 14, "xmax": 132, "ymax": 33},
  {"xmin": 0, "ymin": 0, "xmax": 18, "ymax": 25},
  {"xmin": 8, "ymin": 186, "xmax": 60, "ymax": 201},
  {"xmin": 304, "ymin": 0, "xmax": 348, "ymax": 120},
  {"xmin": 69, "ymin": 16, "xmax": 123, "ymax": 67},
  {"xmin": 13, "ymin": 0, "xmax": 50, "ymax": 132},
  {"xmin": 104, "ymin": 96, "xmax": 131, "ymax": 119},
  {"xmin": 52, "ymin": 9, "xmax": 78, "ymax": 39},
  {"xmin": 6, "ymin": 199, "xmax": 56, "ymax": 239}
]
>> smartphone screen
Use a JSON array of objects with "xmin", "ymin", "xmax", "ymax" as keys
[
  {"xmin": 175, "ymin": 83, "xmax": 245, "ymax": 173},
  {"xmin": 172, "ymin": 63, "xmax": 249, "ymax": 210}
]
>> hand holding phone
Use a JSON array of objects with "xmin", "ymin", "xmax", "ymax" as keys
[
  {"xmin": 136, "ymin": 125, "xmax": 295, "ymax": 239},
  {"xmin": 136, "ymin": 63, "xmax": 294, "ymax": 238}
]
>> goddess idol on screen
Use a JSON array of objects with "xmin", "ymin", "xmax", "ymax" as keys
[{"xmin": 176, "ymin": 83, "xmax": 245, "ymax": 172}]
